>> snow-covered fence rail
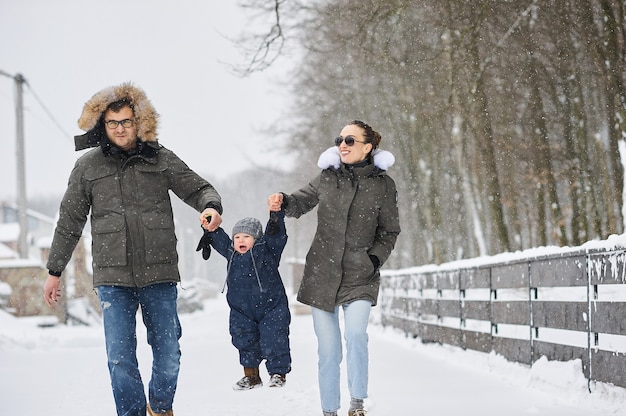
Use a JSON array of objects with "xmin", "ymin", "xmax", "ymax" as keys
[{"xmin": 379, "ymin": 248, "xmax": 626, "ymax": 389}]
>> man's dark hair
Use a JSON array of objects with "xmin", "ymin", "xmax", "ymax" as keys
[{"xmin": 107, "ymin": 98, "xmax": 133, "ymax": 112}]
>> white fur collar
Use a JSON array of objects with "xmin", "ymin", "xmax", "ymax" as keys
[{"xmin": 317, "ymin": 147, "xmax": 395, "ymax": 170}]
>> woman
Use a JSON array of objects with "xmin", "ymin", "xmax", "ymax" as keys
[{"xmin": 269, "ymin": 120, "xmax": 401, "ymax": 416}]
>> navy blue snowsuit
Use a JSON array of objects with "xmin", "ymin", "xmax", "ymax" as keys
[{"xmin": 208, "ymin": 210, "xmax": 291, "ymax": 375}]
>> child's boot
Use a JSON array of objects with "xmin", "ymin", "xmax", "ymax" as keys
[
  {"xmin": 232, "ymin": 367, "xmax": 263, "ymax": 391},
  {"xmin": 268, "ymin": 373, "xmax": 286, "ymax": 387}
]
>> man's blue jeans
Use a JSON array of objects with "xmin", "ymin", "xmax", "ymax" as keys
[
  {"xmin": 97, "ymin": 283, "xmax": 181, "ymax": 416},
  {"xmin": 311, "ymin": 300, "xmax": 371, "ymax": 413}
]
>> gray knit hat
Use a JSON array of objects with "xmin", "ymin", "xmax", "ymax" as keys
[{"xmin": 232, "ymin": 217, "xmax": 263, "ymax": 240}]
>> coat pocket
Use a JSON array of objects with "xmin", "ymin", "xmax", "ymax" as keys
[
  {"xmin": 342, "ymin": 247, "xmax": 376, "ymax": 287},
  {"xmin": 92, "ymin": 214, "xmax": 127, "ymax": 267},
  {"xmin": 142, "ymin": 213, "xmax": 178, "ymax": 264}
]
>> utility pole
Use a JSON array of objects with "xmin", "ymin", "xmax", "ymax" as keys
[
  {"xmin": 15, "ymin": 74, "xmax": 28, "ymax": 259},
  {"xmin": 1, "ymin": 70, "xmax": 28, "ymax": 258}
]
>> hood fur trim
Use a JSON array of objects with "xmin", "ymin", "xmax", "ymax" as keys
[
  {"xmin": 317, "ymin": 147, "xmax": 395, "ymax": 170},
  {"xmin": 77, "ymin": 82, "xmax": 159, "ymax": 142}
]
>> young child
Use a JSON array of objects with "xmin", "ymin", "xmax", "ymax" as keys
[{"xmin": 196, "ymin": 201, "xmax": 291, "ymax": 390}]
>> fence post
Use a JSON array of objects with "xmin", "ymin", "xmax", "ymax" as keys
[{"xmin": 586, "ymin": 250, "xmax": 592, "ymax": 392}]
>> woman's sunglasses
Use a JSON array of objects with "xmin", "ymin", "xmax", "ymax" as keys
[{"xmin": 335, "ymin": 135, "xmax": 367, "ymax": 147}]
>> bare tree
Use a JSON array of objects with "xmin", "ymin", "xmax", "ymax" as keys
[{"xmin": 232, "ymin": 0, "xmax": 626, "ymax": 267}]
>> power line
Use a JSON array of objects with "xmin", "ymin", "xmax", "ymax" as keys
[
  {"xmin": 24, "ymin": 81, "xmax": 73, "ymax": 140},
  {"xmin": 0, "ymin": 69, "xmax": 73, "ymax": 141},
  {"xmin": 0, "ymin": 69, "xmax": 15, "ymax": 79}
]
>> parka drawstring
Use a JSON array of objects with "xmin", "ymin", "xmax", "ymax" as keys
[
  {"xmin": 221, "ymin": 245, "xmax": 264, "ymax": 293},
  {"xmin": 221, "ymin": 249, "xmax": 237, "ymax": 293},
  {"xmin": 250, "ymin": 249, "xmax": 264, "ymax": 292}
]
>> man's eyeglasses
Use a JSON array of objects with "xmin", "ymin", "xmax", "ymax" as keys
[
  {"xmin": 335, "ymin": 135, "xmax": 366, "ymax": 147},
  {"xmin": 104, "ymin": 119, "xmax": 134, "ymax": 129}
]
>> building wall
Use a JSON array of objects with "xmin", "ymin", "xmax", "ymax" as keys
[
  {"xmin": 0, "ymin": 264, "xmax": 65, "ymax": 322},
  {"xmin": 0, "ymin": 236, "xmax": 98, "ymax": 323},
  {"xmin": 0, "ymin": 202, "xmax": 98, "ymax": 323}
]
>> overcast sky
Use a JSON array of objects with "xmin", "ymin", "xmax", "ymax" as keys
[{"xmin": 0, "ymin": 0, "xmax": 293, "ymax": 201}]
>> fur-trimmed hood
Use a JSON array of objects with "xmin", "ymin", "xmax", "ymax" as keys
[
  {"xmin": 74, "ymin": 82, "xmax": 159, "ymax": 151},
  {"xmin": 317, "ymin": 146, "xmax": 395, "ymax": 170}
]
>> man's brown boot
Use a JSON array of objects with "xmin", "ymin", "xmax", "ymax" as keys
[{"xmin": 147, "ymin": 403, "xmax": 174, "ymax": 416}]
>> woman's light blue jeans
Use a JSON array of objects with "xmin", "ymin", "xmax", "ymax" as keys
[
  {"xmin": 97, "ymin": 283, "xmax": 181, "ymax": 416},
  {"xmin": 311, "ymin": 300, "xmax": 371, "ymax": 413}
]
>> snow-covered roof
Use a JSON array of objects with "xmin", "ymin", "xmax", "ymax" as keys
[
  {"xmin": 1, "ymin": 201, "xmax": 56, "ymax": 225},
  {"xmin": 0, "ymin": 281, "xmax": 11, "ymax": 296},
  {"xmin": 37, "ymin": 235, "xmax": 52, "ymax": 249},
  {"xmin": 0, "ymin": 223, "xmax": 19, "ymax": 242},
  {"xmin": 0, "ymin": 242, "xmax": 17, "ymax": 259},
  {"xmin": 0, "ymin": 258, "xmax": 42, "ymax": 269}
]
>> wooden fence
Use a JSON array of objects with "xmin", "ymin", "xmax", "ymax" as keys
[{"xmin": 379, "ymin": 247, "xmax": 626, "ymax": 389}]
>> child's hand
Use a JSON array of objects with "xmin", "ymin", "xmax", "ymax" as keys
[
  {"xmin": 195, "ymin": 230, "xmax": 212, "ymax": 260},
  {"xmin": 268, "ymin": 193, "xmax": 283, "ymax": 212}
]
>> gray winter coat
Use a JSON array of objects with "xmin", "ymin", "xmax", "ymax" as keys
[
  {"xmin": 284, "ymin": 148, "xmax": 401, "ymax": 312},
  {"xmin": 46, "ymin": 83, "xmax": 222, "ymax": 288}
]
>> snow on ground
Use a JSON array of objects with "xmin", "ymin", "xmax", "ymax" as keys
[{"xmin": 1, "ymin": 296, "xmax": 626, "ymax": 415}]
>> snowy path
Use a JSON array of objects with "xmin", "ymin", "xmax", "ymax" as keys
[{"xmin": 1, "ymin": 298, "xmax": 624, "ymax": 415}]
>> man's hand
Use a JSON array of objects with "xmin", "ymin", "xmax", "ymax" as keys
[
  {"xmin": 43, "ymin": 275, "xmax": 61, "ymax": 307},
  {"xmin": 199, "ymin": 208, "xmax": 222, "ymax": 231}
]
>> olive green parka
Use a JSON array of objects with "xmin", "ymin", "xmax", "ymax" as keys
[
  {"xmin": 283, "ymin": 147, "xmax": 400, "ymax": 312},
  {"xmin": 46, "ymin": 83, "xmax": 222, "ymax": 288}
]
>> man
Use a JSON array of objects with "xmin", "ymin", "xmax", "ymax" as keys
[{"xmin": 43, "ymin": 82, "xmax": 222, "ymax": 416}]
